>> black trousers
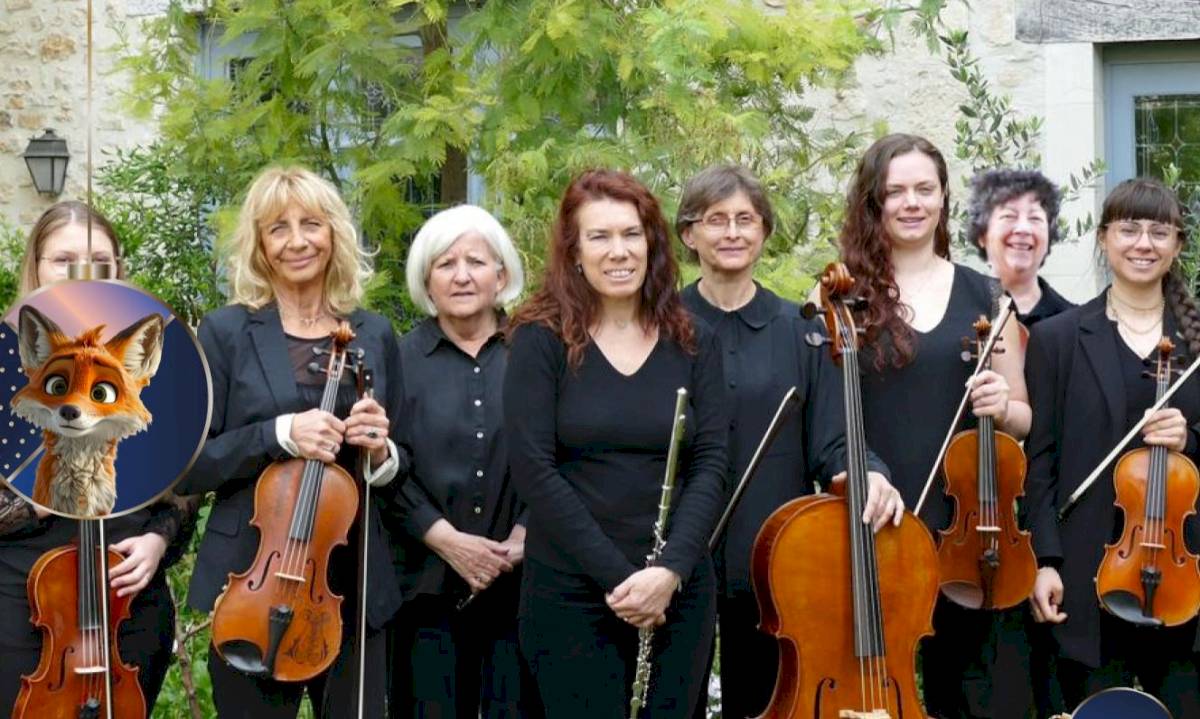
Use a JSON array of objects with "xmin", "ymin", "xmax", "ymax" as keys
[
  {"xmin": 920, "ymin": 599, "xmax": 1036, "ymax": 719},
  {"xmin": 207, "ymin": 625, "xmax": 387, "ymax": 719},
  {"xmin": 518, "ymin": 556, "xmax": 715, "ymax": 719},
  {"xmin": 1057, "ymin": 614, "xmax": 1200, "ymax": 719},
  {"xmin": 0, "ymin": 577, "xmax": 175, "ymax": 716},
  {"xmin": 387, "ymin": 587, "xmax": 541, "ymax": 719}
]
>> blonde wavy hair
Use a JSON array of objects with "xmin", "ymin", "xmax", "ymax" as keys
[{"xmin": 226, "ymin": 166, "xmax": 372, "ymax": 315}]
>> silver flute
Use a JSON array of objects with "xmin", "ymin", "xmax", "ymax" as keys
[{"xmin": 629, "ymin": 387, "xmax": 689, "ymax": 719}]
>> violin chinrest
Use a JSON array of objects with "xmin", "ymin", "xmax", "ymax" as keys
[{"xmin": 1099, "ymin": 589, "xmax": 1165, "ymax": 628}]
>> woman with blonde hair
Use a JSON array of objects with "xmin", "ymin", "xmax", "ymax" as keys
[
  {"xmin": 179, "ymin": 166, "xmax": 405, "ymax": 718},
  {"xmin": 388, "ymin": 204, "xmax": 541, "ymax": 717},
  {"xmin": 0, "ymin": 200, "xmax": 196, "ymax": 715}
]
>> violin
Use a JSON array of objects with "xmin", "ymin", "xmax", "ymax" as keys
[
  {"xmin": 15, "ymin": 519, "xmax": 146, "ymax": 719},
  {"xmin": 937, "ymin": 316, "xmax": 1036, "ymax": 610},
  {"xmin": 751, "ymin": 263, "xmax": 938, "ymax": 719},
  {"xmin": 1095, "ymin": 336, "xmax": 1200, "ymax": 627},
  {"xmin": 211, "ymin": 322, "xmax": 360, "ymax": 681}
]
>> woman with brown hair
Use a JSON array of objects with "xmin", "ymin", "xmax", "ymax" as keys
[
  {"xmin": 0, "ymin": 200, "xmax": 197, "ymax": 715},
  {"xmin": 834, "ymin": 134, "xmax": 1031, "ymax": 717},
  {"xmin": 676, "ymin": 163, "xmax": 903, "ymax": 718},
  {"xmin": 504, "ymin": 169, "xmax": 728, "ymax": 716},
  {"xmin": 1026, "ymin": 177, "xmax": 1200, "ymax": 717}
]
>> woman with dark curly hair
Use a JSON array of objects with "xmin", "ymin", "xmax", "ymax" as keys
[
  {"xmin": 968, "ymin": 168, "xmax": 1075, "ymax": 327},
  {"xmin": 834, "ymin": 134, "xmax": 1031, "ymax": 718},
  {"xmin": 1026, "ymin": 177, "xmax": 1200, "ymax": 718},
  {"xmin": 505, "ymin": 169, "xmax": 728, "ymax": 716}
]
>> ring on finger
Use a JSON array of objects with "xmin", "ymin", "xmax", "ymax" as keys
[{"xmin": 367, "ymin": 429, "xmax": 379, "ymax": 439}]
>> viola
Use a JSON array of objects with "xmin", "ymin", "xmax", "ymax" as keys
[
  {"xmin": 751, "ymin": 262, "xmax": 938, "ymax": 719},
  {"xmin": 1095, "ymin": 337, "xmax": 1200, "ymax": 627},
  {"xmin": 211, "ymin": 322, "xmax": 360, "ymax": 681},
  {"xmin": 15, "ymin": 519, "xmax": 146, "ymax": 719},
  {"xmin": 937, "ymin": 316, "xmax": 1036, "ymax": 610}
]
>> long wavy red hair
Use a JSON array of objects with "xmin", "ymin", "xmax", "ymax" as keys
[
  {"xmin": 840, "ymin": 133, "xmax": 952, "ymax": 369},
  {"xmin": 510, "ymin": 169, "xmax": 695, "ymax": 368}
]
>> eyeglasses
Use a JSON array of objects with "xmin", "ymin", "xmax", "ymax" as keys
[
  {"xmin": 39, "ymin": 254, "xmax": 119, "ymax": 272},
  {"xmin": 696, "ymin": 212, "xmax": 761, "ymax": 233},
  {"xmin": 1112, "ymin": 221, "xmax": 1178, "ymax": 245}
]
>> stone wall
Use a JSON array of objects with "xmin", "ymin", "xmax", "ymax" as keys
[{"xmin": 0, "ymin": 0, "xmax": 162, "ymax": 230}]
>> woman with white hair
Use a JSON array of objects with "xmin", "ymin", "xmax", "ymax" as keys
[
  {"xmin": 388, "ymin": 205, "xmax": 541, "ymax": 718},
  {"xmin": 179, "ymin": 165, "xmax": 405, "ymax": 718}
]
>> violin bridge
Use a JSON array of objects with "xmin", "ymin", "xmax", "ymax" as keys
[
  {"xmin": 274, "ymin": 572, "xmax": 307, "ymax": 583},
  {"xmin": 837, "ymin": 710, "xmax": 892, "ymax": 719},
  {"xmin": 1139, "ymin": 542, "xmax": 1167, "ymax": 550},
  {"xmin": 73, "ymin": 666, "xmax": 106, "ymax": 675},
  {"xmin": 973, "ymin": 525, "xmax": 1001, "ymax": 533}
]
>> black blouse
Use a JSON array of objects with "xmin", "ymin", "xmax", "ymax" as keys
[
  {"xmin": 392, "ymin": 318, "xmax": 524, "ymax": 602},
  {"xmin": 1020, "ymin": 276, "xmax": 1075, "ymax": 328},
  {"xmin": 504, "ymin": 321, "xmax": 729, "ymax": 592},
  {"xmin": 681, "ymin": 282, "xmax": 888, "ymax": 596},
  {"xmin": 860, "ymin": 264, "xmax": 998, "ymax": 533}
]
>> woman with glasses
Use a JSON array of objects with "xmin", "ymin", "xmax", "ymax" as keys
[
  {"xmin": 0, "ymin": 200, "xmax": 198, "ymax": 715},
  {"xmin": 674, "ymin": 164, "xmax": 903, "ymax": 718},
  {"xmin": 1025, "ymin": 177, "xmax": 1200, "ymax": 717}
]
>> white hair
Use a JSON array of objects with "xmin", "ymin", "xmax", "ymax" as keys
[{"xmin": 405, "ymin": 205, "xmax": 524, "ymax": 317}]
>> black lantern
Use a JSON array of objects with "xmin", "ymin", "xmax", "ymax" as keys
[{"xmin": 22, "ymin": 129, "xmax": 70, "ymax": 196}]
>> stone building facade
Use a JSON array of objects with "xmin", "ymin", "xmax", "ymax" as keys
[{"xmin": 1, "ymin": 0, "xmax": 1198, "ymax": 302}]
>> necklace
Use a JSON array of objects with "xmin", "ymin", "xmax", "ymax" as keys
[
  {"xmin": 279, "ymin": 303, "xmax": 332, "ymax": 330},
  {"xmin": 1109, "ymin": 289, "xmax": 1165, "ymax": 313},
  {"xmin": 613, "ymin": 318, "xmax": 632, "ymax": 330},
  {"xmin": 1107, "ymin": 293, "xmax": 1163, "ymax": 335}
]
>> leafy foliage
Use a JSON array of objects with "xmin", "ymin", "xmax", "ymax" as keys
[{"xmin": 937, "ymin": 28, "xmax": 1104, "ymax": 249}]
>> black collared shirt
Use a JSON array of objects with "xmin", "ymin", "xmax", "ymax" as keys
[
  {"xmin": 393, "ymin": 317, "xmax": 524, "ymax": 601},
  {"xmin": 1019, "ymin": 276, "xmax": 1075, "ymax": 327},
  {"xmin": 682, "ymin": 281, "xmax": 888, "ymax": 596}
]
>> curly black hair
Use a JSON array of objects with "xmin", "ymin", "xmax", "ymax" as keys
[{"xmin": 966, "ymin": 168, "xmax": 1062, "ymax": 263}]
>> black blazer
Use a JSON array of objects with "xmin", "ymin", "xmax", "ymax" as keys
[
  {"xmin": 178, "ymin": 304, "xmax": 405, "ymax": 631},
  {"xmin": 1025, "ymin": 291, "xmax": 1200, "ymax": 666}
]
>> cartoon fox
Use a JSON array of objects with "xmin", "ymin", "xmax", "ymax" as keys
[{"xmin": 10, "ymin": 305, "xmax": 164, "ymax": 517}]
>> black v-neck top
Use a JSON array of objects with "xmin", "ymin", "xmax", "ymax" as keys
[
  {"xmin": 860, "ymin": 264, "xmax": 999, "ymax": 532},
  {"xmin": 504, "ymin": 321, "xmax": 729, "ymax": 592}
]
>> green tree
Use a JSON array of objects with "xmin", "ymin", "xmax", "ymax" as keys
[{"xmin": 116, "ymin": 0, "xmax": 949, "ymax": 316}]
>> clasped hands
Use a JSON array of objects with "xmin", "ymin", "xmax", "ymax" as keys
[
  {"xmin": 425, "ymin": 520, "xmax": 524, "ymax": 594},
  {"xmin": 290, "ymin": 398, "xmax": 390, "ymax": 466}
]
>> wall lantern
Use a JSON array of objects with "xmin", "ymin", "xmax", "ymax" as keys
[{"xmin": 22, "ymin": 129, "xmax": 70, "ymax": 196}]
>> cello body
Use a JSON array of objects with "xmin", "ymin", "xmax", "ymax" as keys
[
  {"xmin": 752, "ymin": 493, "xmax": 937, "ymax": 719},
  {"xmin": 15, "ymin": 539, "xmax": 145, "ymax": 719},
  {"xmin": 751, "ymin": 262, "xmax": 938, "ymax": 719}
]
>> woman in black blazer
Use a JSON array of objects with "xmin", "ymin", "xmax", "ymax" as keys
[
  {"xmin": 178, "ymin": 166, "xmax": 404, "ymax": 719},
  {"xmin": 1025, "ymin": 177, "xmax": 1200, "ymax": 718}
]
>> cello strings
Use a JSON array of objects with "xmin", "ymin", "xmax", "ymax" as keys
[
  {"xmin": 840, "ymin": 324, "xmax": 869, "ymax": 713},
  {"xmin": 852, "ymin": 341, "xmax": 887, "ymax": 710}
]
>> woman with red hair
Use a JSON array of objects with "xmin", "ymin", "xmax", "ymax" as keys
[{"xmin": 504, "ymin": 169, "xmax": 728, "ymax": 716}]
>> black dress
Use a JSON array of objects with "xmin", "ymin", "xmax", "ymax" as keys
[
  {"xmin": 387, "ymin": 317, "xmax": 539, "ymax": 718},
  {"xmin": 860, "ymin": 264, "xmax": 1029, "ymax": 719},
  {"xmin": 0, "ymin": 486, "xmax": 194, "ymax": 715},
  {"xmin": 681, "ymin": 281, "xmax": 889, "ymax": 718},
  {"xmin": 505, "ymin": 321, "xmax": 728, "ymax": 718},
  {"xmin": 1025, "ymin": 293, "xmax": 1200, "ymax": 718}
]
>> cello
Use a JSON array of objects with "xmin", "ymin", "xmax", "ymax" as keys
[
  {"xmin": 751, "ymin": 262, "xmax": 938, "ymax": 719},
  {"xmin": 1095, "ymin": 336, "xmax": 1200, "ymax": 627},
  {"xmin": 211, "ymin": 322, "xmax": 360, "ymax": 681},
  {"xmin": 937, "ymin": 316, "xmax": 1036, "ymax": 610},
  {"xmin": 14, "ymin": 519, "xmax": 146, "ymax": 719}
]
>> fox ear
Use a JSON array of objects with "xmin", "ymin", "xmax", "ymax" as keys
[
  {"xmin": 17, "ymin": 305, "xmax": 64, "ymax": 370},
  {"xmin": 108, "ymin": 314, "xmax": 165, "ymax": 381}
]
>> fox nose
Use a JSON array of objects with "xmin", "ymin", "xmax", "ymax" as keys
[{"xmin": 58, "ymin": 405, "xmax": 81, "ymax": 422}]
